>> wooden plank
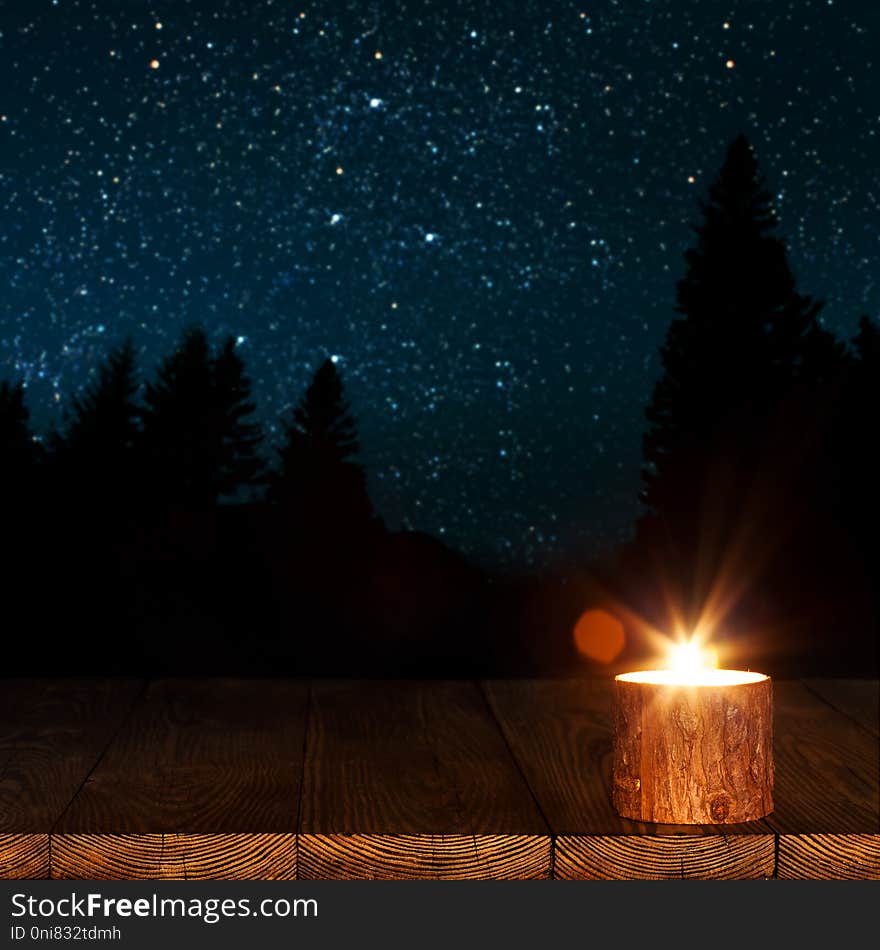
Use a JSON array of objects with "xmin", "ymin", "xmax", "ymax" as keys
[
  {"xmin": 298, "ymin": 834, "xmax": 548, "ymax": 880},
  {"xmin": 769, "ymin": 681, "xmax": 879, "ymax": 879},
  {"xmin": 52, "ymin": 833, "xmax": 297, "ymax": 880},
  {"xmin": 803, "ymin": 679, "xmax": 879, "ymax": 737},
  {"xmin": 298, "ymin": 681, "xmax": 550, "ymax": 879},
  {"xmin": 0, "ymin": 679, "xmax": 142, "ymax": 879},
  {"xmin": 776, "ymin": 835, "xmax": 880, "ymax": 881},
  {"xmin": 53, "ymin": 678, "xmax": 308, "ymax": 879},
  {"xmin": 484, "ymin": 679, "xmax": 775, "ymax": 880},
  {"xmin": 556, "ymin": 834, "xmax": 775, "ymax": 881},
  {"xmin": 0, "ymin": 835, "xmax": 47, "ymax": 880}
]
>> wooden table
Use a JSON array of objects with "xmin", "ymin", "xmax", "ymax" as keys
[{"xmin": 1, "ymin": 678, "xmax": 876, "ymax": 880}]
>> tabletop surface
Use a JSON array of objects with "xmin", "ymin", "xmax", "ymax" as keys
[{"xmin": 0, "ymin": 677, "xmax": 877, "ymax": 880}]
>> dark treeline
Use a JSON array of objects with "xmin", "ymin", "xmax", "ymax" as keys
[
  {"xmin": 1, "ymin": 134, "xmax": 877, "ymax": 676},
  {"xmin": 2, "ymin": 331, "xmax": 491, "ymax": 676}
]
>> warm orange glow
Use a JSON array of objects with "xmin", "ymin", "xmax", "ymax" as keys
[
  {"xmin": 621, "ymin": 627, "xmax": 763, "ymax": 686},
  {"xmin": 149, "ymin": 59, "xmax": 160, "ymax": 69},
  {"xmin": 617, "ymin": 669, "xmax": 766, "ymax": 687},
  {"xmin": 569, "ymin": 500, "xmax": 783, "ymax": 674},
  {"xmin": 573, "ymin": 609, "xmax": 626, "ymax": 663}
]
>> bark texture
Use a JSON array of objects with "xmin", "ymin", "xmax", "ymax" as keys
[{"xmin": 612, "ymin": 676, "xmax": 773, "ymax": 824}]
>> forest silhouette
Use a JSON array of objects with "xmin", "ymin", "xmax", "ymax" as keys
[{"xmin": 1, "ymin": 135, "xmax": 877, "ymax": 677}]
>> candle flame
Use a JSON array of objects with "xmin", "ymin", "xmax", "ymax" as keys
[
  {"xmin": 614, "ymin": 631, "xmax": 765, "ymax": 686},
  {"xmin": 668, "ymin": 638, "xmax": 719, "ymax": 674}
]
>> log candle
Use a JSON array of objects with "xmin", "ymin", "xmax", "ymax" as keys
[{"xmin": 612, "ymin": 645, "xmax": 773, "ymax": 825}]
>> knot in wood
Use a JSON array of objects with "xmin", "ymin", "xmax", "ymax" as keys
[{"xmin": 709, "ymin": 794, "xmax": 731, "ymax": 822}]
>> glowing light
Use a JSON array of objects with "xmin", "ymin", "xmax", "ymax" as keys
[
  {"xmin": 618, "ymin": 670, "xmax": 766, "ymax": 687},
  {"xmin": 335, "ymin": 166, "xmax": 344, "ymax": 175},
  {"xmin": 573, "ymin": 609, "xmax": 626, "ymax": 663},
  {"xmin": 669, "ymin": 639, "xmax": 718, "ymax": 674},
  {"xmin": 725, "ymin": 59, "xmax": 735, "ymax": 69},
  {"xmin": 149, "ymin": 59, "xmax": 160, "ymax": 69},
  {"xmin": 374, "ymin": 50, "xmax": 383, "ymax": 60},
  {"xmin": 687, "ymin": 175, "xmax": 695, "ymax": 183}
]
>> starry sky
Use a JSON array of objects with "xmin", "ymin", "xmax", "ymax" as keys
[{"xmin": 1, "ymin": 0, "xmax": 878, "ymax": 568}]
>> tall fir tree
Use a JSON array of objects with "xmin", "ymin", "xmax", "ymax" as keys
[
  {"xmin": 0, "ymin": 379, "xmax": 40, "ymax": 505},
  {"xmin": 212, "ymin": 336, "xmax": 264, "ymax": 498},
  {"xmin": 52, "ymin": 339, "xmax": 140, "ymax": 510},
  {"xmin": 640, "ymin": 135, "xmax": 839, "ymax": 622},
  {"xmin": 269, "ymin": 358, "xmax": 376, "ymax": 538},
  {"xmin": 853, "ymin": 314, "xmax": 880, "ymax": 365},
  {"xmin": 141, "ymin": 326, "xmax": 263, "ymax": 508},
  {"xmin": 140, "ymin": 326, "xmax": 219, "ymax": 508},
  {"xmin": 841, "ymin": 316, "xmax": 880, "ymax": 573}
]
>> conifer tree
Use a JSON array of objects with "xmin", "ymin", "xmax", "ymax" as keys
[
  {"xmin": 0, "ymin": 379, "xmax": 40, "ymax": 503},
  {"xmin": 212, "ymin": 337, "xmax": 264, "ymax": 499},
  {"xmin": 854, "ymin": 314, "xmax": 880, "ymax": 366},
  {"xmin": 141, "ymin": 327, "xmax": 263, "ymax": 507},
  {"xmin": 840, "ymin": 316, "xmax": 879, "ymax": 563},
  {"xmin": 269, "ymin": 358, "xmax": 375, "ymax": 536},
  {"xmin": 642, "ymin": 135, "xmax": 829, "ymax": 529},
  {"xmin": 140, "ymin": 326, "xmax": 219, "ymax": 507},
  {"xmin": 639, "ymin": 136, "xmax": 842, "ymax": 626},
  {"xmin": 53, "ymin": 339, "xmax": 140, "ymax": 509}
]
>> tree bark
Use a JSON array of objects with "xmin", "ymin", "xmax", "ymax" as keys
[{"xmin": 612, "ymin": 676, "xmax": 773, "ymax": 824}]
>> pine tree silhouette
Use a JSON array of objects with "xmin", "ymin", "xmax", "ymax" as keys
[
  {"xmin": 141, "ymin": 326, "xmax": 264, "ymax": 508},
  {"xmin": 269, "ymin": 358, "xmax": 376, "ymax": 539},
  {"xmin": 644, "ymin": 137, "xmax": 825, "ymax": 511},
  {"xmin": 0, "ymin": 379, "xmax": 40, "ymax": 504},
  {"xmin": 212, "ymin": 337, "xmax": 264, "ymax": 499},
  {"xmin": 141, "ymin": 326, "xmax": 219, "ymax": 508},
  {"xmin": 854, "ymin": 314, "xmax": 880, "ymax": 365},
  {"xmin": 841, "ymin": 316, "xmax": 880, "ymax": 582},
  {"xmin": 51, "ymin": 339, "xmax": 140, "ymax": 511},
  {"xmin": 640, "ymin": 135, "xmax": 836, "ymax": 624}
]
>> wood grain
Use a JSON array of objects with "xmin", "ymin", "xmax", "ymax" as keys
[
  {"xmin": 299, "ymin": 834, "xmax": 547, "ymax": 880},
  {"xmin": 53, "ymin": 679, "xmax": 308, "ymax": 879},
  {"xmin": 776, "ymin": 834, "xmax": 880, "ymax": 881},
  {"xmin": 484, "ymin": 679, "xmax": 775, "ymax": 879},
  {"xmin": 0, "ymin": 679, "xmax": 143, "ymax": 879},
  {"xmin": 52, "ymin": 833, "xmax": 296, "ymax": 880},
  {"xmin": 298, "ymin": 681, "xmax": 550, "ymax": 879},
  {"xmin": 769, "ymin": 681, "xmax": 879, "ymax": 879},
  {"xmin": 0, "ymin": 835, "xmax": 47, "ymax": 880},
  {"xmin": 555, "ymin": 833, "xmax": 775, "ymax": 880},
  {"xmin": 803, "ymin": 679, "xmax": 879, "ymax": 737}
]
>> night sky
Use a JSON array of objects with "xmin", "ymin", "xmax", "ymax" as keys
[{"xmin": 1, "ymin": 0, "xmax": 877, "ymax": 568}]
